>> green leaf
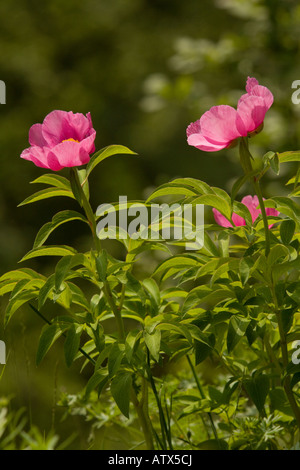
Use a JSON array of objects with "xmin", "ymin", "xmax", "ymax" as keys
[
  {"xmin": 77, "ymin": 169, "xmax": 90, "ymax": 201},
  {"xmin": 243, "ymin": 373, "xmax": 269, "ymax": 414},
  {"xmin": 157, "ymin": 321, "xmax": 193, "ymax": 344},
  {"xmin": 30, "ymin": 173, "xmax": 72, "ymax": 190},
  {"xmin": 154, "ymin": 255, "xmax": 200, "ymax": 278},
  {"xmin": 86, "ymin": 145, "xmax": 137, "ymax": 177},
  {"xmin": 166, "ymin": 178, "xmax": 216, "ymax": 195},
  {"xmin": 18, "ymin": 188, "xmax": 75, "ymax": 206},
  {"xmin": 147, "ymin": 183, "xmax": 198, "ymax": 202},
  {"xmin": 5, "ymin": 288, "xmax": 41, "ymax": 325},
  {"xmin": 143, "ymin": 278, "xmax": 161, "ymax": 306},
  {"xmin": 9, "ymin": 278, "xmax": 33, "ymax": 301},
  {"xmin": 34, "ymin": 211, "xmax": 88, "ymax": 248},
  {"xmin": 222, "ymin": 379, "xmax": 239, "ymax": 404},
  {"xmin": 197, "ymin": 439, "xmax": 229, "ymax": 450},
  {"xmin": 38, "ymin": 275, "xmax": 55, "ymax": 309},
  {"xmin": 263, "ymin": 150, "xmax": 275, "ymax": 164},
  {"xmin": 277, "ymin": 151, "xmax": 300, "ymax": 163},
  {"xmin": 36, "ymin": 323, "xmax": 68, "ymax": 365},
  {"xmin": 184, "ymin": 286, "xmax": 235, "ymax": 312},
  {"xmin": 194, "ymin": 340, "xmax": 213, "ymax": 365},
  {"xmin": 85, "ymin": 369, "xmax": 109, "ymax": 398},
  {"xmin": 89, "ymin": 322, "xmax": 105, "ymax": 353},
  {"xmin": 0, "ymin": 280, "xmax": 20, "ymax": 296},
  {"xmin": 280, "ymin": 219, "xmax": 296, "ymax": 245},
  {"xmin": 110, "ymin": 372, "xmax": 132, "ymax": 418},
  {"xmin": 69, "ymin": 168, "xmax": 84, "ymax": 206},
  {"xmin": 232, "ymin": 201, "xmax": 252, "ymax": 226},
  {"xmin": 95, "ymin": 250, "xmax": 108, "ymax": 282},
  {"xmin": 291, "ymin": 373, "xmax": 300, "ymax": 390},
  {"xmin": 108, "ymin": 342, "xmax": 125, "ymax": 377},
  {"xmin": 144, "ymin": 329, "xmax": 161, "ymax": 361},
  {"xmin": 193, "ymin": 194, "xmax": 232, "ymax": 221},
  {"xmin": 269, "ymin": 152, "xmax": 280, "ymax": 175},
  {"xmin": 4, "ymin": 278, "xmax": 43, "ymax": 315},
  {"xmin": 265, "ymin": 197, "xmax": 300, "ymax": 223},
  {"xmin": 20, "ymin": 245, "xmax": 77, "ymax": 262},
  {"xmin": 227, "ymin": 317, "xmax": 250, "ymax": 352},
  {"xmin": 55, "ymin": 254, "xmax": 85, "ymax": 291},
  {"xmin": 64, "ymin": 325, "xmax": 81, "ymax": 367},
  {"xmin": 203, "ymin": 232, "xmax": 220, "ymax": 257},
  {"xmin": 125, "ymin": 329, "xmax": 142, "ymax": 362},
  {"xmin": 67, "ymin": 282, "xmax": 90, "ymax": 310},
  {"xmin": 126, "ymin": 273, "xmax": 147, "ymax": 303},
  {"xmin": 239, "ymin": 257, "xmax": 254, "ymax": 285},
  {"xmin": 267, "ymin": 244, "xmax": 289, "ymax": 266},
  {"xmin": 0, "ymin": 268, "xmax": 43, "ymax": 283},
  {"xmin": 269, "ymin": 387, "xmax": 293, "ymax": 417}
]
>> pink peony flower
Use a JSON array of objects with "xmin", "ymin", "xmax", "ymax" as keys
[
  {"xmin": 187, "ymin": 77, "xmax": 273, "ymax": 152},
  {"xmin": 213, "ymin": 195, "xmax": 279, "ymax": 228},
  {"xmin": 21, "ymin": 110, "xmax": 96, "ymax": 171}
]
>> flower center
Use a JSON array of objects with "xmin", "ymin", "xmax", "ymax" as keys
[{"xmin": 62, "ymin": 138, "xmax": 80, "ymax": 143}]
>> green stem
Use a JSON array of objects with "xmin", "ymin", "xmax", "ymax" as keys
[
  {"xmin": 270, "ymin": 285, "xmax": 300, "ymax": 430},
  {"xmin": 70, "ymin": 169, "xmax": 155, "ymax": 449},
  {"xmin": 252, "ymin": 178, "xmax": 271, "ymax": 256},
  {"xmin": 186, "ymin": 355, "xmax": 219, "ymax": 441},
  {"xmin": 263, "ymin": 333, "xmax": 282, "ymax": 379},
  {"xmin": 239, "ymin": 137, "xmax": 270, "ymax": 256},
  {"xmin": 102, "ymin": 282, "xmax": 126, "ymax": 341},
  {"xmin": 71, "ymin": 168, "xmax": 126, "ymax": 341},
  {"xmin": 276, "ymin": 310, "xmax": 300, "ymax": 430},
  {"xmin": 131, "ymin": 387, "xmax": 154, "ymax": 450},
  {"xmin": 146, "ymin": 348, "xmax": 171, "ymax": 449},
  {"xmin": 239, "ymin": 139, "xmax": 300, "ymax": 428}
]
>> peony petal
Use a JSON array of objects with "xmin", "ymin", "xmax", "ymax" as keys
[
  {"xmin": 200, "ymin": 105, "xmax": 240, "ymax": 144},
  {"xmin": 236, "ymin": 95, "xmax": 268, "ymax": 135},
  {"xmin": 212, "ymin": 208, "xmax": 233, "ymax": 227},
  {"xmin": 231, "ymin": 212, "xmax": 246, "ymax": 226},
  {"xmin": 20, "ymin": 146, "xmax": 52, "ymax": 169},
  {"xmin": 214, "ymin": 194, "xmax": 279, "ymax": 229},
  {"xmin": 41, "ymin": 110, "xmax": 95, "ymax": 147},
  {"xmin": 21, "ymin": 110, "xmax": 96, "ymax": 170},
  {"xmin": 266, "ymin": 207, "xmax": 280, "ymax": 218},
  {"xmin": 78, "ymin": 129, "xmax": 96, "ymax": 155},
  {"xmin": 243, "ymin": 77, "xmax": 273, "ymax": 109},
  {"xmin": 187, "ymin": 118, "xmax": 230, "ymax": 151},
  {"xmin": 187, "ymin": 132, "xmax": 229, "ymax": 152},
  {"xmin": 29, "ymin": 123, "xmax": 47, "ymax": 147},
  {"xmin": 86, "ymin": 112, "xmax": 94, "ymax": 132},
  {"xmin": 42, "ymin": 110, "xmax": 72, "ymax": 146},
  {"xmin": 245, "ymin": 77, "xmax": 259, "ymax": 93},
  {"xmin": 186, "ymin": 120, "xmax": 201, "ymax": 137},
  {"xmin": 249, "ymin": 84, "xmax": 273, "ymax": 110},
  {"xmin": 48, "ymin": 140, "xmax": 91, "ymax": 170},
  {"xmin": 241, "ymin": 195, "xmax": 261, "ymax": 223},
  {"xmin": 65, "ymin": 111, "xmax": 94, "ymax": 141}
]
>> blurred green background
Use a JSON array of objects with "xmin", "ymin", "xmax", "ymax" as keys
[{"xmin": 1, "ymin": 0, "xmax": 300, "ymax": 449}]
